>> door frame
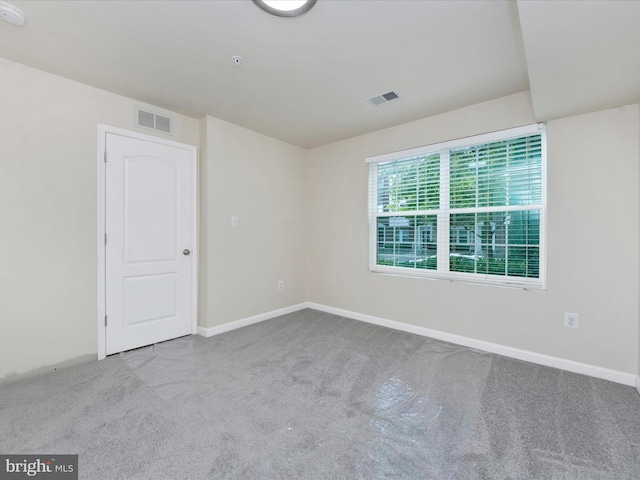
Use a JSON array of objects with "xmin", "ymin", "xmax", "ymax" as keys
[{"xmin": 97, "ymin": 124, "xmax": 198, "ymax": 360}]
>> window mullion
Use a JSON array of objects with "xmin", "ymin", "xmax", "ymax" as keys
[{"xmin": 437, "ymin": 149, "xmax": 450, "ymax": 273}]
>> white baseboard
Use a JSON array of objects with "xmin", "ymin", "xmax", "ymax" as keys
[
  {"xmin": 306, "ymin": 302, "xmax": 637, "ymax": 387},
  {"xmin": 197, "ymin": 303, "xmax": 308, "ymax": 338},
  {"xmin": 195, "ymin": 301, "xmax": 637, "ymax": 388}
]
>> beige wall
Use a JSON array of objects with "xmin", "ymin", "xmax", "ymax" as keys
[
  {"xmin": 0, "ymin": 58, "xmax": 199, "ymax": 380},
  {"xmin": 2, "ymin": 56, "xmax": 639, "ymax": 381},
  {"xmin": 306, "ymin": 92, "xmax": 640, "ymax": 374},
  {"xmin": 199, "ymin": 116, "xmax": 307, "ymax": 328}
]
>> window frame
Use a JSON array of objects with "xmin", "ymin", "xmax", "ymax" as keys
[{"xmin": 367, "ymin": 124, "xmax": 547, "ymax": 290}]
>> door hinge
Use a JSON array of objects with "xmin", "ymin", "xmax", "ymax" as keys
[
  {"xmin": 104, "ymin": 233, "xmax": 107, "ymax": 245},
  {"xmin": 104, "ymin": 315, "xmax": 108, "ymax": 326},
  {"xmin": 104, "ymin": 151, "xmax": 108, "ymax": 163}
]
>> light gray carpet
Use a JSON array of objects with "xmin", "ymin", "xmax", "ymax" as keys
[{"xmin": 1, "ymin": 308, "xmax": 639, "ymax": 479}]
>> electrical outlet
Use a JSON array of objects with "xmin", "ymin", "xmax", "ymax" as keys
[
  {"xmin": 231, "ymin": 216, "xmax": 239, "ymax": 227},
  {"xmin": 564, "ymin": 313, "xmax": 579, "ymax": 329},
  {"xmin": 278, "ymin": 280, "xmax": 284, "ymax": 290}
]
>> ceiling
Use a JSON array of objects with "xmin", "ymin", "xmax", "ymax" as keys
[{"xmin": 1, "ymin": 0, "xmax": 639, "ymax": 148}]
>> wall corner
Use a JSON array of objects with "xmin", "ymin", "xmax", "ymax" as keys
[{"xmin": 198, "ymin": 116, "xmax": 209, "ymax": 329}]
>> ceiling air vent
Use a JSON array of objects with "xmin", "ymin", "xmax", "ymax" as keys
[
  {"xmin": 368, "ymin": 91, "xmax": 400, "ymax": 106},
  {"xmin": 135, "ymin": 108, "xmax": 173, "ymax": 135}
]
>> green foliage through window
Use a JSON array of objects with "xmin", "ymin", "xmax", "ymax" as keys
[{"xmin": 369, "ymin": 126, "xmax": 545, "ymax": 287}]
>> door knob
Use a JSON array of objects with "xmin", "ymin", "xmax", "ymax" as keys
[{"xmin": 183, "ymin": 249, "xmax": 191, "ymax": 256}]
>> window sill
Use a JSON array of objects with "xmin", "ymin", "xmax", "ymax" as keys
[{"xmin": 370, "ymin": 265, "xmax": 546, "ymax": 291}]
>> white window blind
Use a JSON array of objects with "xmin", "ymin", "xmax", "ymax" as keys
[{"xmin": 367, "ymin": 124, "xmax": 546, "ymax": 289}]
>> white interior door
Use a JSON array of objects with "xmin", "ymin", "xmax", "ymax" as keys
[{"xmin": 104, "ymin": 132, "xmax": 195, "ymax": 355}]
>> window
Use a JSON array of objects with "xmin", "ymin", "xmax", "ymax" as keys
[{"xmin": 367, "ymin": 124, "xmax": 546, "ymax": 289}]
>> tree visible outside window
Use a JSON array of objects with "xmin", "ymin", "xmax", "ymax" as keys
[{"xmin": 367, "ymin": 124, "xmax": 545, "ymax": 289}]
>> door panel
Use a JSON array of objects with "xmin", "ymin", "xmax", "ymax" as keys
[
  {"xmin": 124, "ymin": 273, "xmax": 177, "ymax": 325},
  {"xmin": 105, "ymin": 133, "xmax": 194, "ymax": 355},
  {"xmin": 124, "ymin": 157, "xmax": 178, "ymax": 263}
]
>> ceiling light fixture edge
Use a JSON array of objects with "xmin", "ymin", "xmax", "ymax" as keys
[
  {"xmin": 0, "ymin": 0, "xmax": 26, "ymax": 26},
  {"xmin": 252, "ymin": 0, "xmax": 317, "ymax": 18}
]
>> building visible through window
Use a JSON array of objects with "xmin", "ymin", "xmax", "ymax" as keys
[{"xmin": 367, "ymin": 124, "xmax": 546, "ymax": 289}]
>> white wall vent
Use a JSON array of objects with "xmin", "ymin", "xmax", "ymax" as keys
[
  {"xmin": 135, "ymin": 108, "xmax": 173, "ymax": 134},
  {"xmin": 368, "ymin": 91, "xmax": 400, "ymax": 106}
]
